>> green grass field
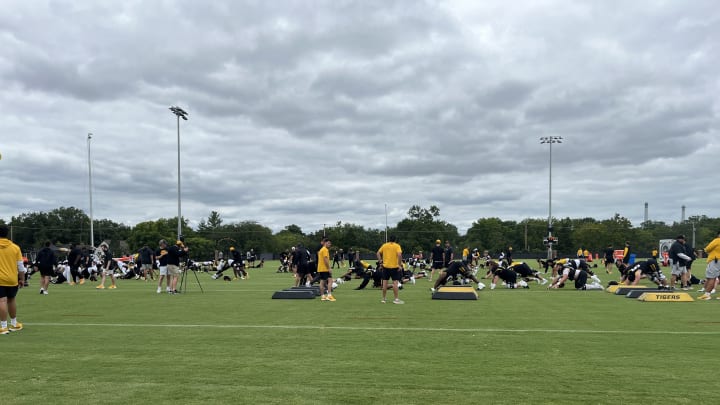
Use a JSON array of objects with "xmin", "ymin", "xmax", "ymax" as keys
[{"xmin": 2, "ymin": 259, "xmax": 717, "ymax": 404}]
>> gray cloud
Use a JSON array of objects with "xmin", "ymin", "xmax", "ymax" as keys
[{"xmin": 1, "ymin": 0, "xmax": 718, "ymax": 237}]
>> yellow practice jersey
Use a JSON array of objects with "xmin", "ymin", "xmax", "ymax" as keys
[
  {"xmin": 317, "ymin": 246, "xmax": 330, "ymax": 272},
  {"xmin": 378, "ymin": 242, "xmax": 402, "ymax": 268},
  {"xmin": 705, "ymin": 238, "xmax": 720, "ymax": 261},
  {"xmin": 0, "ymin": 238, "xmax": 23, "ymax": 287}
]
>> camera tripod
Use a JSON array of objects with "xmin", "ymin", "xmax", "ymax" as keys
[{"xmin": 178, "ymin": 260, "xmax": 204, "ymax": 293}]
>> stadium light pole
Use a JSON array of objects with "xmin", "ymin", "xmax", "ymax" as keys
[
  {"xmin": 540, "ymin": 136, "xmax": 562, "ymax": 260},
  {"xmin": 87, "ymin": 133, "xmax": 94, "ymax": 248},
  {"xmin": 169, "ymin": 106, "xmax": 188, "ymax": 240},
  {"xmin": 385, "ymin": 203, "xmax": 388, "ymax": 242}
]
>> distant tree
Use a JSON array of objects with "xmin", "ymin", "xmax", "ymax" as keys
[
  {"xmin": 273, "ymin": 225, "xmax": 308, "ymax": 253},
  {"xmin": 224, "ymin": 221, "xmax": 274, "ymax": 254},
  {"xmin": 10, "ymin": 207, "xmax": 90, "ymax": 248},
  {"xmin": 126, "ymin": 221, "xmax": 168, "ymax": 251},
  {"xmin": 396, "ymin": 205, "xmax": 458, "ymax": 253}
]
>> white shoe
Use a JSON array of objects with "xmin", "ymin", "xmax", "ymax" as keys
[
  {"xmin": 430, "ymin": 287, "xmax": 436, "ymax": 293},
  {"xmin": 410, "ymin": 276, "xmax": 416, "ymax": 285},
  {"xmin": 156, "ymin": 287, "xmax": 161, "ymax": 294},
  {"xmin": 541, "ymin": 279, "xmax": 548, "ymax": 285}
]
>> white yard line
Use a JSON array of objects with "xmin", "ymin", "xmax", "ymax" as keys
[{"xmin": 26, "ymin": 322, "xmax": 720, "ymax": 335}]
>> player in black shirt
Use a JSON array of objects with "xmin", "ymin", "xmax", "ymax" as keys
[
  {"xmin": 430, "ymin": 239, "xmax": 444, "ymax": 282},
  {"xmin": 430, "ymin": 261, "xmax": 484, "ymax": 292}
]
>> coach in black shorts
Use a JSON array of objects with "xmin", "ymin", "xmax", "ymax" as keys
[
  {"xmin": 36, "ymin": 241, "xmax": 56, "ymax": 295},
  {"xmin": 430, "ymin": 239, "xmax": 444, "ymax": 281}
]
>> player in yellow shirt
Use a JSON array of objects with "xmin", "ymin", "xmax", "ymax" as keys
[
  {"xmin": 317, "ymin": 238, "xmax": 335, "ymax": 301},
  {"xmin": 0, "ymin": 224, "xmax": 26, "ymax": 334},
  {"xmin": 377, "ymin": 235, "xmax": 404, "ymax": 304},
  {"xmin": 698, "ymin": 230, "xmax": 720, "ymax": 300}
]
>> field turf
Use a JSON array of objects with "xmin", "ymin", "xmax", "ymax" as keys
[{"xmin": 2, "ymin": 259, "xmax": 716, "ymax": 404}]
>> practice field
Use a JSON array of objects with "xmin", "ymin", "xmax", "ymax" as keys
[{"xmin": 3, "ymin": 259, "xmax": 716, "ymax": 404}]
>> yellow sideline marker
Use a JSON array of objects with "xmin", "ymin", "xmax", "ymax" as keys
[
  {"xmin": 432, "ymin": 286, "xmax": 478, "ymax": 300},
  {"xmin": 638, "ymin": 292, "xmax": 694, "ymax": 302},
  {"xmin": 438, "ymin": 286, "xmax": 476, "ymax": 292}
]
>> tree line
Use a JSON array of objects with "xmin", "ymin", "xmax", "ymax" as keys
[{"xmin": 4, "ymin": 205, "xmax": 719, "ymax": 260}]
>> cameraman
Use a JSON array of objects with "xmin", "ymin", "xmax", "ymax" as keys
[{"xmin": 166, "ymin": 240, "xmax": 188, "ymax": 294}]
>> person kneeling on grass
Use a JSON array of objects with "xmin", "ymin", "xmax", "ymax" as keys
[
  {"xmin": 353, "ymin": 262, "xmax": 382, "ymax": 290},
  {"xmin": 508, "ymin": 261, "xmax": 548, "ymax": 286},
  {"xmin": 549, "ymin": 261, "xmax": 603, "ymax": 290},
  {"xmin": 617, "ymin": 259, "xmax": 669, "ymax": 289},
  {"xmin": 402, "ymin": 263, "xmax": 426, "ymax": 285},
  {"xmin": 211, "ymin": 259, "xmax": 234, "ymax": 280},
  {"xmin": 551, "ymin": 258, "xmax": 603, "ymax": 285},
  {"xmin": 339, "ymin": 260, "xmax": 367, "ymax": 281},
  {"xmin": 487, "ymin": 262, "xmax": 527, "ymax": 290},
  {"xmin": 430, "ymin": 260, "xmax": 485, "ymax": 292}
]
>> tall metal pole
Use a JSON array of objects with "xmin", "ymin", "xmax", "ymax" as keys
[
  {"xmin": 176, "ymin": 114, "xmax": 182, "ymax": 239},
  {"xmin": 540, "ymin": 136, "xmax": 562, "ymax": 260},
  {"xmin": 169, "ymin": 106, "xmax": 188, "ymax": 240},
  {"xmin": 548, "ymin": 140, "xmax": 553, "ymax": 260},
  {"xmin": 87, "ymin": 133, "xmax": 94, "ymax": 248},
  {"xmin": 692, "ymin": 221, "xmax": 696, "ymax": 249},
  {"xmin": 549, "ymin": 140, "xmax": 553, "ymax": 231},
  {"xmin": 385, "ymin": 203, "xmax": 388, "ymax": 242}
]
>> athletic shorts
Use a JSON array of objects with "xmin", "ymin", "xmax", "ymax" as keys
[
  {"xmin": 382, "ymin": 267, "xmax": 401, "ymax": 281},
  {"xmin": 573, "ymin": 270, "xmax": 588, "ymax": 289},
  {"xmin": 706, "ymin": 260, "xmax": 720, "ymax": 279},
  {"xmin": 167, "ymin": 264, "xmax": 181, "ymax": 276},
  {"xmin": 159, "ymin": 266, "xmax": 168, "ymax": 276},
  {"xmin": 103, "ymin": 267, "xmax": 115, "ymax": 276},
  {"xmin": 671, "ymin": 262, "xmax": 687, "ymax": 276},
  {"xmin": 432, "ymin": 261, "xmax": 444, "ymax": 270},
  {"xmin": 141, "ymin": 264, "xmax": 152, "ymax": 270},
  {"xmin": 39, "ymin": 266, "xmax": 54, "ymax": 277},
  {"xmin": 0, "ymin": 285, "xmax": 19, "ymax": 299},
  {"xmin": 317, "ymin": 272, "xmax": 331, "ymax": 281}
]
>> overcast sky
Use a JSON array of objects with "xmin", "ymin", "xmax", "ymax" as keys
[{"xmin": 1, "ymin": 0, "xmax": 718, "ymax": 235}]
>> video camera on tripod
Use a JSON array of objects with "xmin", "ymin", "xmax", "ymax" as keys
[{"xmin": 177, "ymin": 235, "xmax": 204, "ymax": 293}]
